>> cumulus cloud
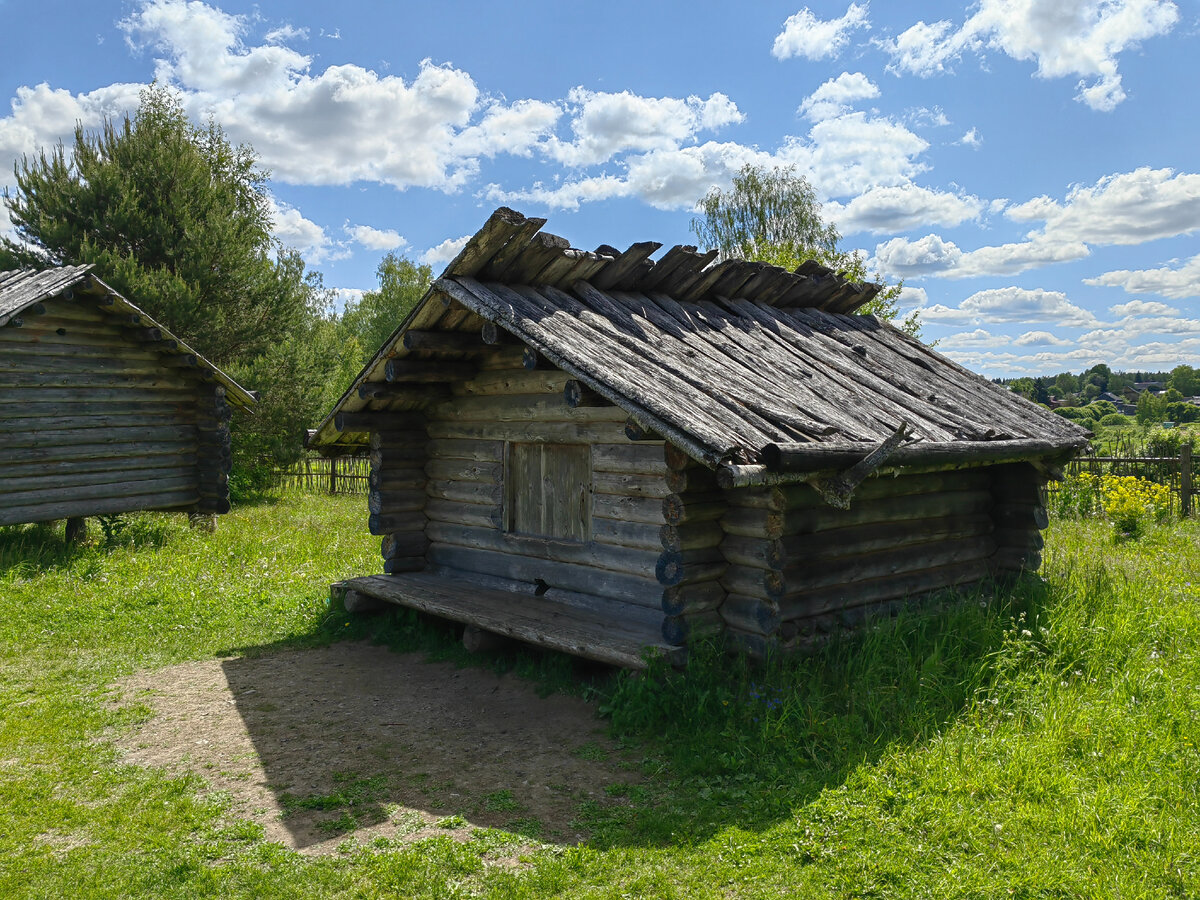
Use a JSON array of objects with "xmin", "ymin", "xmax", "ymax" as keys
[
  {"xmin": 268, "ymin": 196, "xmax": 344, "ymax": 262},
  {"xmin": 959, "ymin": 128, "xmax": 982, "ymax": 147},
  {"xmin": 798, "ymin": 72, "xmax": 879, "ymax": 121},
  {"xmin": 547, "ymin": 88, "xmax": 742, "ymax": 167},
  {"xmin": 1009, "ymin": 167, "xmax": 1200, "ymax": 246},
  {"xmin": 490, "ymin": 141, "xmax": 771, "ymax": 211},
  {"xmin": 1087, "ymin": 254, "xmax": 1200, "ymax": 300},
  {"xmin": 872, "ymin": 234, "xmax": 964, "ymax": 277},
  {"xmin": 898, "ymin": 285, "xmax": 928, "ymax": 308},
  {"xmin": 420, "ymin": 235, "xmax": 470, "ymax": 268},
  {"xmin": 937, "ymin": 328, "xmax": 1011, "ymax": 348},
  {"xmin": 921, "ymin": 286, "xmax": 1099, "ymax": 326},
  {"xmin": 828, "ymin": 183, "xmax": 983, "ymax": 235},
  {"xmin": 346, "ymin": 223, "xmax": 407, "ymax": 251},
  {"xmin": 0, "ymin": 82, "xmax": 142, "ymax": 188},
  {"xmin": 1108, "ymin": 299, "xmax": 1179, "ymax": 317},
  {"xmin": 773, "ymin": 4, "xmax": 871, "ymax": 61},
  {"xmin": 1013, "ymin": 330, "xmax": 1071, "ymax": 346},
  {"xmin": 880, "ymin": 0, "xmax": 1180, "ymax": 110},
  {"xmin": 264, "ymin": 24, "xmax": 308, "ymax": 45}
]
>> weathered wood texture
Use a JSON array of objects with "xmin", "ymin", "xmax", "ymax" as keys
[
  {"xmin": 338, "ymin": 572, "xmax": 678, "ymax": 669},
  {"xmin": 987, "ymin": 462, "xmax": 1049, "ymax": 574},
  {"xmin": 0, "ymin": 283, "xmax": 250, "ymax": 526},
  {"xmin": 422, "ymin": 365, "xmax": 666, "ymax": 623}
]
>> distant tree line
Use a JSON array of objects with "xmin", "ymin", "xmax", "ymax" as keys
[{"xmin": 999, "ymin": 363, "xmax": 1200, "ymax": 427}]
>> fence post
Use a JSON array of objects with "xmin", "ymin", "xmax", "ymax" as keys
[
  {"xmin": 329, "ymin": 456, "xmax": 337, "ymax": 495},
  {"xmin": 1182, "ymin": 442, "xmax": 1193, "ymax": 517}
]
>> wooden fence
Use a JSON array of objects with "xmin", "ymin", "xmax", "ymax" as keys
[
  {"xmin": 1050, "ymin": 442, "xmax": 1194, "ymax": 516},
  {"xmin": 273, "ymin": 455, "xmax": 370, "ymax": 495}
]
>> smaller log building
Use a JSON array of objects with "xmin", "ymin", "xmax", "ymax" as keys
[
  {"xmin": 311, "ymin": 208, "xmax": 1090, "ymax": 668},
  {"xmin": 1, "ymin": 266, "xmax": 256, "ymax": 531}
]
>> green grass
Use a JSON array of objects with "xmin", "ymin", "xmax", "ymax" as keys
[{"xmin": 1, "ymin": 494, "xmax": 1198, "ymax": 897}]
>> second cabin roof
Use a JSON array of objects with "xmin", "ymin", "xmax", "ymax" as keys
[{"xmin": 311, "ymin": 208, "xmax": 1089, "ymax": 474}]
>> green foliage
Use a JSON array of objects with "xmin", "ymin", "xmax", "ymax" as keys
[
  {"xmin": 1098, "ymin": 412, "xmax": 1131, "ymax": 426},
  {"xmin": 2, "ymin": 84, "xmax": 301, "ymax": 365},
  {"xmin": 1007, "ymin": 377, "xmax": 1038, "ymax": 401},
  {"xmin": 340, "ymin": 252, "xmax": 432, "ymax": 364},
  {"xmin": 2, "ymin": 84, "xmax": 367, "ymax": 488},
  {"xmin": 691, "ymin": 164, "xmax": 919, "ymax": 336},
  {"xmin": 1169, "ymin": 364, "xmax": 1200, "ymax": 397}
]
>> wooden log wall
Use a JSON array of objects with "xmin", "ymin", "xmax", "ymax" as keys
[
  {"xmin": 193, "ymin": 384, "xmax": 232, "ymax": 514},
  {"xmin": 717, "ymin": 469, "xmax": 1002, "ymax": 655},
  {"xmin": 0, "ymin": 293, "xmax": 207, "ymax": 525},
  {"xmin": 368, "ymin": 415, "xmax": 430, "ymax": 574},
  {"xmin": 422, "ymin": 344, "xmax": 667, "ymax": 632},
  {"xmin": 987, "ymin": 462, "xmax": 1049, "ymax": 574},
  {"xmin": 659, "ymin": 444, "xmax": 727, "ymax": 646},
  {"xmin": 781, "ymin": 470, "xmax": 998, "ymax": 641}
]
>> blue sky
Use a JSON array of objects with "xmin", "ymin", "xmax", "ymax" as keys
[{"xmin": 1, "ymin": 0, "xmax": 1197, "ymax": 377}]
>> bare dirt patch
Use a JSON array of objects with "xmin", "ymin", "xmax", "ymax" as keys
[{"xmin": 110, "ymin": 641, "xmax": 642, "ymax": 855}]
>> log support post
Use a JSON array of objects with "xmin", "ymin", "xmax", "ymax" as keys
[
  {"xmin": 193, "ymin": 383, "xmax": 233, "ymax": 520},
  {"xmin": 64, "ymin": 516, "xmax": 88, "ymax": 544}
]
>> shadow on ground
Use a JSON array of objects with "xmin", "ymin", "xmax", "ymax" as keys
[
  {"xmin": 113, "ymin": 573, "xmax": 1049, "ymax": 854},
  {"xmin": 114, "ymin": 640, "xmax": 642, "ymax": 852}
]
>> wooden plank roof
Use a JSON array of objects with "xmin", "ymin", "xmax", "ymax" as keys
[
  {"xmin": 311, "ymin": 208, "xmax": 1090, "ymax": 478},
  {"xmin": 0, "ymin": 265, "xmax": 257, "ymax": 408}
]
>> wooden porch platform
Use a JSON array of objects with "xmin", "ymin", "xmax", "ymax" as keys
[{"xmin": 333, "ymin": 572, "xmax": 679, "ymax": 670}]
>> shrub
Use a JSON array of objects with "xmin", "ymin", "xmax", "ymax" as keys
[
  {"xmin": 1077, "ymin": 472, "xmax": 1172, "ymax": 540},
  {"xmin": 1098, "ymin": 413, "xmax": 1131, "ymax": 426}
]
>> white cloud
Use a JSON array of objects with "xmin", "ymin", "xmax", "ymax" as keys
[
  {"xmin": 879, "ymin": 19, "xmax": 965, "ymax": 77},
  {"xmin": 959, "ymin": 128, "xmax": 982, "ymax": 147},
  {"xmin": 547, "ymin": 88, "xmax": 742, "ymax": 168},
  {"xmin": 0, "ymin": 82, "xmax": 142, "ymax": 191},
  {"xmin": 872, "ymin": 234, "xmax": 964, "ymax": 277},
  {"xmin": 122, "ymin": 0, "xmax": 309, "ymax": 95},
  {"xmin": 456, "ymin": 99, "xmax": 561, "ymax": 159},
  {"xmin": 1087, "ymin": 254, "xmax": 1200, "ymax": 300},
  {"xmin": 110, "ymin": 0, "xmax": 563, "ymax": 192},
  {"xmin": 952, "ymin": 237, "xmax": 1090, "ymax": 278},
  {"xmin": 773, "ymin": 4, "xmax": 871, "ymax": 61},
  {"xmin": 779, "ymin": 111, "xmax": 929, "ymax": 199},
  {"xmin": 1009, "ymin": 167, "xmax": 1200, "ymax": 246},
  {"xmin": 346, "ymin": 223, "xmax": 407, "ymax": 251},
  {"xmin": 937, "ymin": 328, "xmax": 1011, "ymax": 348},
  {"xmin": 1014, "ymin": 330, "xmax": 1071, "ymax": 346},
  {"xmin": 1108, "ymin": 299, "xmax": 1179, "ymax": 317},
  {"xmin": 798, "ymin": 72, "xmax": 879, "ymax": 121},
  {"xmin": 268, "ymin": 196, "xmax": 344, "ymax": 263},
  {"xmin": 420, "ymin": 235, "xmax": 470, "ymax": 268},
  {"xmin": 922, "ymin": 286, "xmax": 1099, "ymax": 326},
  {"xmin": 908, "ymin": 106, "xmax": 950, "ymax": 127},
  {"xmin": 264, "ymin": 24, "xmax": 308, "ymax": 45},
  {"xmin": 829, "ymin": 183, "xmax": 983, "ymax": 234},
  {"xmin": 898, "ymin": 285, "xmax": 928, "ymax": 308},
  {"xmin": 881, "ymin": 0, "xmax": 1180, "ymax": 110}
]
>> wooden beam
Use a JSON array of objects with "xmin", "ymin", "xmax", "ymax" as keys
[
  {"xmin": 401, "ymin": 330, "xmax": 481, "ymax": 353},
  {"xmin": 563, "ymin": 379, "xmax": 610, "ymax": 409},
  {"xmin": 384, "ymin": 358, "xmax": 476, "ymax": 383}
]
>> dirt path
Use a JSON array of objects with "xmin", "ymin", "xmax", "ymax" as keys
[{"xmin": 111, "ymin": 642, "xmax": 643, "ymax": 854}]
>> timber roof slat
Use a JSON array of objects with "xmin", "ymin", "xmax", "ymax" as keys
[{"xmin": 310, "ymin": 207, "xmax": 1090, "ymax": 470}]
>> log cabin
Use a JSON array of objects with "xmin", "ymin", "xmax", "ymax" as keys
[
  {"xmin": 1, "ymin": 265, "xmax": 256, "ymax": 536},
  {"xmin": 310, "ymin": 208, "xmax": 1090, "ymax": 668}
]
